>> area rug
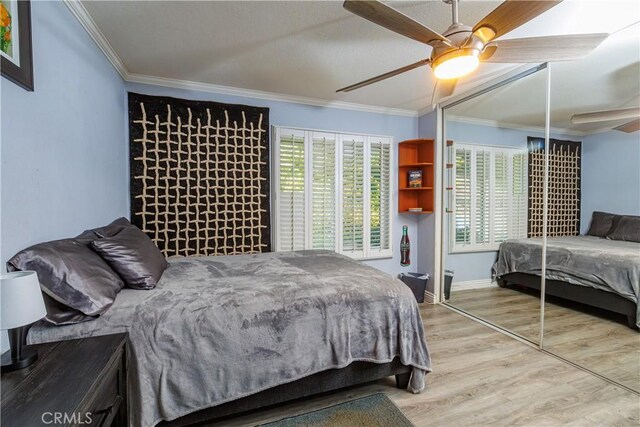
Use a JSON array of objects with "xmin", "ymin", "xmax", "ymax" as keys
[{"xmin": 261, "ymin": 393, "xmax": 414, "ymax": 427}]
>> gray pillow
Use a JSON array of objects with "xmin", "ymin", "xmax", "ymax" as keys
[
  {"xmin": 607, "ymin": 216, "xmax": 640, "ymax": 243},
  {"xmin": 586, "ymin": 211, "xmax": 621, "ymax": 237},
  {"xmin": 7, "ymin": 239, "xmax": 124, "ymax": 325},
  {"xmin": 91, "ymin": 226, "xmax": 168, "ymax": 290},
  {"xmin": 76, "ymin": 217, "xmax": 133, "ymax": 241}
]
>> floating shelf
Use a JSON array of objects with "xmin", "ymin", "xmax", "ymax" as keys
[
  {"xmin": 399, "ymin": 162, "xmax": 433, "ymax": 167},
  {"xmin": 400, "ymin": 210, "xmax": 434, "ymax": 215}
]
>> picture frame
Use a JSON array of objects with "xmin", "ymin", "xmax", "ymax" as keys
[{"xmin": 1, "ymin": 0, "xmax": 33, "ymax": 91}]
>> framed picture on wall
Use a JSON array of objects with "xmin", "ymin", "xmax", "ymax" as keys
[{"xmin": 1, "ymin": 0, "xmax": 33, "ymax": 91}]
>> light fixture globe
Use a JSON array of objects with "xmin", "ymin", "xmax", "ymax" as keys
[{"xmin": 432, "ymin": 48, "xmax": 480, "ymax": 80}]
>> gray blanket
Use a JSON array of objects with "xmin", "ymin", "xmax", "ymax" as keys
[
  {"xmin": 28, "ymin": 250, "xmax": 431, "ymax": 427},
  {"xmin": 493, "ymin": 236, "xmax": 640, "ymax": 326}
]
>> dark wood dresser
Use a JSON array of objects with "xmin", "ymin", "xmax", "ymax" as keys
[{"xmin": 1, "ymin": 333, "xmax": 128, "ymax": 427}]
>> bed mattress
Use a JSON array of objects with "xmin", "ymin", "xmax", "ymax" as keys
[{"xmin": 28, "ymin": 250, "xmax": 431, "ymax": 427}]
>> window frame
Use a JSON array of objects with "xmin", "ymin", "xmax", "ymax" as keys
[
  {"xmin": 272, "ymin": 126, "xmax": 394, "ymax": 260},
  {"xmin": 450, "ymin": 142, "xmax": 528, "ymax": 254}
]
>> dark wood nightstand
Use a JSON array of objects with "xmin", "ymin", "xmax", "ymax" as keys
[{"xmin": 1, "ymin": 333, "xmax": 128, "ymax": 427}]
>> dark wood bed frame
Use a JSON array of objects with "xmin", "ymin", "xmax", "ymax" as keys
[
  {"xmin": 159, "ymin": 358, "xmax": 412, "ymax": 426},
  {"xmin": 498, "ymin": 272, "xmax": 638, "ymax": 330}
]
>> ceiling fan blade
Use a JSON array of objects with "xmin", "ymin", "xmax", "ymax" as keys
[
  {"xmin": 571, "ymin": 107, "xmax": 640, "ymax": 124},
  {"xmin": 482, "ymin": 33, "xmax": 608, "ymax": 63},
  {"xmin": 336, "ymin": 58, "xmax": 430, "ymax": 92},
  {"xmin": 343, "ymin": 0, "xmax": 450, "ymax": 45},
  {"xmin": 614, "ymin": 118, "xmax": 640, "ymax": 133},
  {"xmin": 473, "ymin": 0, "xmax": 563, "ymax": 42},
  {"xmin": 431, "ymin": 78, "xmax": 458, "ymax": 107}
]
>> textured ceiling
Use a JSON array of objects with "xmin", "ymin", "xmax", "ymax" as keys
[{"xmin": 82, "ymin": 0, "xmax": 640, "ymax": 117}]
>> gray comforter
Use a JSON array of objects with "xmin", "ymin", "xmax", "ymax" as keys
[
  {"xmin": 493, "ymin": 236, "xmax": 640, "ymax": 326},
  {"xmin": 28, "ymin": 250, "xmax": 431, "ymax": 427}
]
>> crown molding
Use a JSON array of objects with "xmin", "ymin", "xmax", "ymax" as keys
[
  {"xmin": 447, "ymin": 114, "xmax": 587, "ymax": 137},
  {"xmin": 64, "ymin": 0, "xmax": 419, "ymax": 118},
  {"xmin": 126, "ymin": 74, "xmax": 420, "ymax": 117},
  {"xmin": 63, "ymin": 0, "xmax": 129, "ymax": 79}
]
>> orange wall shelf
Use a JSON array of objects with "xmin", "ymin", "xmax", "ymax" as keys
[{"xmin": 398, "ymin": 138, "xmax": 434, "ymax": 214}]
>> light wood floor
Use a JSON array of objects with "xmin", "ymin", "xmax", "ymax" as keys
[
  {"xmin": 212, "ymin": 304, "xmax": 640, "ymax": 427},
  {"xmin": 451, "ymin": 286, "xmax": 640, "ymax": 391}
]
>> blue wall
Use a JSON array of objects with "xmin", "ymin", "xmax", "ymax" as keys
[
  {"xmin": 417, "ymin": 110, "xmax": 437, "ymax": 292},
  {"xmin": 1, "ymin": 2, "xmax": 127, "ymax": 349},
  {"xmin": 581, "ymin": 130, "xmax": 640, "ymax": 232},
  {"xmin": 126, "ymin": 82, "xmax": 421, "ymax": 274}
]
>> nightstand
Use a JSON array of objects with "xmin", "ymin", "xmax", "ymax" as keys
[{"xmin": 1, "ymin": 333, "xmax": 128, "ymax": 426}]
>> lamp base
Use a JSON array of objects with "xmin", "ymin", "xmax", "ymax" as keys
[{"xmin": 1, "ymin": 348, "xmax": 38, "ymax": 373}]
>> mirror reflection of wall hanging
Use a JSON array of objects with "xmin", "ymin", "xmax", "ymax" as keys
[{"xmin": 1, "ymin": 0, "xmax": 33, "ymax": 91}]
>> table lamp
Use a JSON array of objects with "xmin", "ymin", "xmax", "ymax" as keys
[{"xmin": 1, "ymin": 271, "xmax": 47, "ymax": 373}]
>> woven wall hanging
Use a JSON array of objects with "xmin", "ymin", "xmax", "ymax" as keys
[
  {"xmin": 129, "ymin": 93, "xmax": 271, "ymax": 257},
  {"xmin": 527, "ymin": 137, "xmax": 582, "ymax": 238}
]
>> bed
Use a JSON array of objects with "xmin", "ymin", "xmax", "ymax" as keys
[
  {"xmin": 27, "ymin": 250, "xmax": 431, "ymax": 427},
  {"xmin": 493, "ymin": 236, "xmax": 640, "ymax": 329}
]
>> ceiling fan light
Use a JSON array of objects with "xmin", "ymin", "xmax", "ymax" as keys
[{"xmin": 433, "ymin": 49, "xmax": 480, "ymax": 80}]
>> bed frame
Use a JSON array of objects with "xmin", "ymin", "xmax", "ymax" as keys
[
  {"xmin": 159, "ymin": 358, "xmax": 412, "ymax": 426},
  {"xmin": 498, "ymin": 272, "xmax": 638, "ymax": 330}
]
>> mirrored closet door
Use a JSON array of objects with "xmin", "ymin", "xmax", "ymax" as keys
[
  {"xmin": 542, "ymin": 24, "xmax": 640, "ymax": 392},
  {"xmin": 441, "ymin": 65, "xmax": 550, "ymax": 345}
]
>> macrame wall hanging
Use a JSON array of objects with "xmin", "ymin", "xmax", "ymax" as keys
[
  {"xmin": 527, "ymin": 137, "xmax": 582, "ymax": 238},
  {"xmin": 129, "ymin": 93, "xmax": 271, "ymax": 257}
]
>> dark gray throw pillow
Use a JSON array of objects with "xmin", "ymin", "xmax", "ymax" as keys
[
  {"xmin": 586, "ymin": 211, "xmax": 621, "ymax": 237},
  {"xmin": 607, "ymin": 215, "xmax": 640, "ymax": 243},
  {"xmin": 76, "ymin": 217, "xmax": 133, "ymax": 241},
  {"xmin": 91, "ymin": 226, "xmax": 168, "ymax": 290},
  {"xmin": 7, "ymin": 239, "xmax": 124, "ymax": 325}
]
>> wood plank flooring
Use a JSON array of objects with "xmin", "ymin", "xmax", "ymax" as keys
[
  {"xmin": 451, "ymin": 286, "xmax": 640, "ymax": 391},
  {"xmin": 213, "ymin": 304, "xmax": 640, "ymax": 427}
]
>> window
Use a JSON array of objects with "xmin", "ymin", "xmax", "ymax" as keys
[
  {"xmin": 451, "ymin": 143, "xmax": 528, "ymax": 253},
  {"xmin": 273, "ymin": 127, "xmax": 393, "ymax": 259}
]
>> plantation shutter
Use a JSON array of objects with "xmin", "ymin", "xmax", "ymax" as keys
[
  {"xmin": 311, "ymin": 132, "xmax": 337, "ymax": 250},
  {"xmin": 342, "ymin": 136, "xmax": 365, "ymax": 256},
  {"xmin": 455, "ymin": 147, "xmax": 472, "ymax": 247},
  {"xmin": 475, "ymin": 150, "xmax": 491, "ymax": 245},
  {"xmin": 452, "ymin": 143, "xmax": 528, "ymax": 252},
  {"xmin": 493, "ymin": 151, "xmax": 510, "ymax": 243},
  {"xmin": 278, "ymin": 130, "xmax": 306, "ymax": 251},
  {"xmin": 511, "ymin": 152, "xmax": 528, "ymax": 239},
  {"xmin": 369, "ymin": 138, "xmax": 392, "ymax": 255}
]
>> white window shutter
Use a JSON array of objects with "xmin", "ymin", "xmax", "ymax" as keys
[
  {"xmin": 311, "ymin": 132, "xmax": 337, "ymax": 250},
  {"xmin": 454, "ymin": 147, "xmax": 472, "ymax": 247},
  {"xmin": 493, "ymin": 151, "xmax": 510, "ymax": 244},
  {"xmin": 341, "ymin": 136, "xmax": 365, "ymax": 257},
  {"xmin": 277, "ymin": 129, "xmax": 306, "ymax": 251},
  {"xmin": 511, "ymin": 151, "xmax": 529, "ymax": 238},
  {"xmin": 475, "ymin": 150, "xmax": 491, "ymax": 245},
  {"xmin": 369, "ymin": 138, "xmax": 392, "ymax": 255},
  {"xmin": 452, "ymin": 143, "xmax": 528, "ymax": 253}
]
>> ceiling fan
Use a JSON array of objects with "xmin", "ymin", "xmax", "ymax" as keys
[
  {"xmin": 337, "ymin": 0, "xmax": 609, "ymax": 104},
  {"xmin": 571, "ymin": 107, "xmax": 640, "ymax": 133}
]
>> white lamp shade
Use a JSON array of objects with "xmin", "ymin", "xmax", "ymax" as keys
[{"xmin": 1, "ymin": 271, "xmax": 47, "ymax": 330}]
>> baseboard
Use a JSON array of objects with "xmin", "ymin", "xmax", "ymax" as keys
[
  {"xmin": 423, "ymin": 291, "xmax": 436, "ymax": 304},
  {"xmin": 452, "ymin": 279, "xmax": 498, "ymax": 291}
]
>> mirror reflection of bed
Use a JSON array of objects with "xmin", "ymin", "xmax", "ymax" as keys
[
  {"xmin": 443, "ymin": 22, "xmax": 640, "ymax": 394},
  {"xmin": 539, "ymin": 23, "xmax": 640, "ymax": 392}
]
